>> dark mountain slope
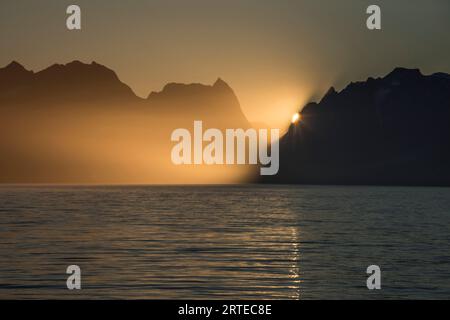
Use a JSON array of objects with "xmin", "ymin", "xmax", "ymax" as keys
[{"xmin": 262, "ymin": 68, "xmax": 450, "ymax": 186}]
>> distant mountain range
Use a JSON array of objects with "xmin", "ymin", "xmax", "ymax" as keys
[
  {"xmin": 0, "ymin": 60, "xmax": 248, "ymax": 124},
  {"xmin": 0, "ymin": 61, "xmax": 252, "ymax": 183},
  {"xmin": 262, "ymin": 68, "xmax": 450, "ymax": 186}
]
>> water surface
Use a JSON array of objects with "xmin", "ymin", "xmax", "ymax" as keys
[{"xmin": 0, "ymin": 185, "xmax": 449, "ymax": 299}]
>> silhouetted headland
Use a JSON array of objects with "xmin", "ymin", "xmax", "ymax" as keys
[{"xmin": 262, "ymin": 68, "xmax": 450, "ymax": 186}]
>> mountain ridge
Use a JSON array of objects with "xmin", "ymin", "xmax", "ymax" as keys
[
  {"xmin": 262, "ymin": 67, "xmax": 450, "ymax": 186},
  {"xmin": 0, "ymin": 61, "xmax": 238, "ymax": 105},
  {"xmin": 0, "ymin": 60, "xmax": 252, "ymax": 183}
]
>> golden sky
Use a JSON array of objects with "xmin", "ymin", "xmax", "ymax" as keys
[{"xmin": 1, "ymin": 0, "xmax": 449, "ymax": 130}]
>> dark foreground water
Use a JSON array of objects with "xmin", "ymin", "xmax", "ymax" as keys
[{"xmin": 0, "ymin": 185, "xmax": 449, "ymax": 299}]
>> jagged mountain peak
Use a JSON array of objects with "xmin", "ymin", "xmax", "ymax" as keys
[
  {"xmin": 213, "ymin": 77, "xmax": 231, "ymax": 90},
  {"xmin": 384, "ymin": 67, "xmax": 422, "ymax": 81},
  {"xmin": 148, "ymin": 78, "xmax": 233, "ymax": 99},
  {"xmin": 320, "ymin": 86, "xmax": 338, "ymax": 103},
  {"xmin": 0, "ymin": 60, "xmax": 136, "ymax": 101},
  {"xmin": 37, "ymin": 60, "xmax": 118, "ymax": 79},
  {"xmin": 2, "ymin": 61, "xmax": 27, "ymax": 71},
  {"xmin": 0, "ymin": 61, "xmax": 34, "ymax": 87},
  {"xmin": 0, "ymin": 61, "xmax": 33, "ymax": 75}
]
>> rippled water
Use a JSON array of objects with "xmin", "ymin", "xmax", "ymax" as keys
[{"xmin": 0, "ymin": 185, "xmax": 449, "ymax": 299}]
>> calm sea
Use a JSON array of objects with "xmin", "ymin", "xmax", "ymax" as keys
[{"xmin": 0, "ymin": 185, "xmax": 449, "ymax": 299}]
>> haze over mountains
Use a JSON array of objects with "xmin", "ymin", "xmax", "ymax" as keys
[
  {"xmin": 262, "ymin": 68, "xmax": 450, "ymax": 186},
  {"xmin": 2, "ymin": 61, "xmax": 450, "ymax": 185},
  {"xmin": 0, "ymin": 61, "xmax": 253, "ymax": 184}
]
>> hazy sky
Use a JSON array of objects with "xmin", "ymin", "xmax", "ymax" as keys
[{"xmin": 1, "ymin": 0, "xmax": 449, "ymax": 129}]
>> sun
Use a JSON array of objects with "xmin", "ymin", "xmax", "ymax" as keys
[{"xmin": 291, "ymin": 113, "xmax": 301, "ymax": 124}]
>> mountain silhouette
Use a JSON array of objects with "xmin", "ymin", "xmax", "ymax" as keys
[
  {"xmin": 146, "ymin": 77, "xmax": 249, "ymax": 127},
  {"xmin": 0, "ymin": 61, "xmax": 252, "ymax": 183},
  {"xmin": 262, "ymin": 67, "xmax": 450, "ymax": 186},
  {"xmin": 0, "ymin": 61, "xmax": 136, "ymax": 104}
]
